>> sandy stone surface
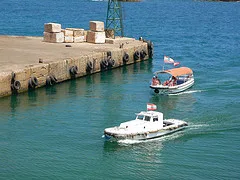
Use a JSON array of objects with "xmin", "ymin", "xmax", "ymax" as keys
[{"xmin": 0, "ymin": 35, "xmax": 139, "ymax": 73}]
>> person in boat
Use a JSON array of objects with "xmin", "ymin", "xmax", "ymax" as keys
[
  {"xmin": 170, "ymin": 76, "xmax": 177, "ymax": 86},
  {"xmin": 163, "ymin": 76, "xmax": 177, "ymax": 86},
  {"xmin": 152, "ymin": 76, "xmax": 161, "ymax": 85}
]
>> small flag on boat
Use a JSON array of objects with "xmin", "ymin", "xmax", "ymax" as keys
[
  {"xmin": 147, "ymin": 103, "xmax": 157, "ymax": 111},
  {"xmin": 164, "ymin": 55, "xmax": 174, "ymax": 64},
  {"xmin": 164, "ymin": 55, "xmax": 180, "ymax": 67},
  {"xmin": 173, "ymin": 62, "xmax": 180, "ymax": 66}
]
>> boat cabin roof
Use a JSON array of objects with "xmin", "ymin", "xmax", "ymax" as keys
[
  {"xmin": 135, "ymin": 111, "xmax": 163, "ymax": 122},
  {"xmin": 154, "ymin": 67, "xmax": 193, "ymax": 77},
  {"xmin": 136, "ymin": 111, "xmax": 162, "ymax": 117}
]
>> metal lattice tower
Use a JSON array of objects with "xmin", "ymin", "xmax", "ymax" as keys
[{"xmin": 106, "ymin": 0, "xmax": 124, "ymax": 38}]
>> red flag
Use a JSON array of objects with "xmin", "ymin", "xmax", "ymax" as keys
[
  {"xmin": 147, "ymin": 103, "xmax": 157, "ymax": 111},
  {"xmin": 174, "ymin": 62, "xmax": 180, "ymax": 66},
  {"xmin": 164, "ymin": 55, "xmax": 174, "ymax": 64}
]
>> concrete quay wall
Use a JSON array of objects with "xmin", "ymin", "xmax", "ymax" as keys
[{"xmin": 0, "ymin": 36, "xmax": 153, "ymax": 98}]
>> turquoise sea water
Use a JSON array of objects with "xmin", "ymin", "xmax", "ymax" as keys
[{"xmin": 0, "ymin": 0, "xmax": 240, "ymax": 179}]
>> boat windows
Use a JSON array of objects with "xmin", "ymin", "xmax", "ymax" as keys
[
  {"xmin": 137, "ymin": 115, "xmax": 144, "ymax": 120},
  {"xmin": 144, "ymin": 116, "xmax": 151, "ymax": 121},
  {"xmin": 153, "ymin": 117, "xmax": 158, "ymax": 122},
  {"xmin": 176, "ymin": 79, "xmax": 184, "ymax": 85}
]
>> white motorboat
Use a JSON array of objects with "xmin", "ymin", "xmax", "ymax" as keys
[
  {"xmin": 103, "ymin": 104, "xmax": 188, "ymax": 141},
  {"xmin": 150, "ymin": 67, "xmax": 194, "ymax": 95}
]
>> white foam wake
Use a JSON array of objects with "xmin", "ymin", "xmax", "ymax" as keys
[
  {"xmin": 169, "ymin": 90, "xmax": 205, "ymax": 96},
  {"xmin": 188, "ymin": 123, "xmax": 210, "ymax": 129}
]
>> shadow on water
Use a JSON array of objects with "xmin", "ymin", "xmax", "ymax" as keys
[
  {"xmin": 148, "ymin": 90, "xmax": 197, "ymax": 119},
  {"xmin": 68, "ymin": 78, "xmax": 77, "ymax": 95},
  {"xmin": 27, "ymin": 89, "xmax": 37, "ymax": 102},
  {"xmin": 150, "ymin": 94, "xmax": 180, "ymax": 111},
  {"xmin": 103, "ymin": 138, "xmax": 163, "ymax": 153},
  {"xmin": 0, "ymin": 79, "xmax": 80, "ymax": 115},
  {"xmin": 122, "ymin": 59, "xmax": 153, "ymax": 75},
  {"xmin": 45, "ymin": 85, "xmax": 57, "ymax": 96},
  {"xmin": 0, "ymin": 60, "xmax": 154, "ymax": 115},
  {"xmin": 149, "ymin": 84, "xmax": 198, "ymax": 107},
  {"xmin": 10, "ymin": 94, "xmax": 20, "ymax": 113}
]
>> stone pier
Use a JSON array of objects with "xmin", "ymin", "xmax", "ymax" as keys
[{"xmin": 0, "ymin": 35, "xmax": 153, "ymax": 98}]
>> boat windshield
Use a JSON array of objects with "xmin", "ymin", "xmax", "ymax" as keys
[
  {"xmin": 144, "ymin": 116, "xmax": 151, "ymax": 121},
  {"xmin": 154, "ymin": 73, "xmax": 171, "ymax": 84},
  {"xmin": 136, "ymin": 115, "xmax": 144, "ymax": 120}
]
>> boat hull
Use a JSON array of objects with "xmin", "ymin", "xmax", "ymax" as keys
[
  {"xmin": 104, "ymin": 120, "xmax": 188, "ymax": 141},
  {"xmin": 150, "ymin": 78, "xmax": 194, "ymax": 95}
]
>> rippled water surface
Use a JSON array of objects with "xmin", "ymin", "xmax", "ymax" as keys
[{"xmin": 0, "ymin": 0, "xmax": 240, "ymax": 179}]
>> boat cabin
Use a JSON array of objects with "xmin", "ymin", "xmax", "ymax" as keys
[{"xmin": 135, "ymin": 111, "xmax": 164, "ymax": 128}]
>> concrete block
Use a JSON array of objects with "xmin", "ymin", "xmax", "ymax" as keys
[
  {"xmin": 111, "ymin": 49, "xmax": 123, "ymax": 66},
  {"xmin": 29, "ymin": 64, "xmax": 49, "ymax": 86},
  {"xmin": 62, "ymin": 29, "xmax": 74, "ymax": 36},
  {"xmin": 105, "ymin": 29, "xmax": 114, "ymax": 38},
  {"xmin": 92, "ymin": 52, "xmax": 104, "ymax": 72},
  {"xmin": 66, "ymin": 28, "xmax": 84, "ymax": 37},
  {"xmin": 74, "ymin": 57, "xmax": 87, "ymax": 76},
  {"xmin": 49, "ymin": 60, "xmax": 68, "ymax": 81},
  {"xmin": 105, "ymin": 37, "xmax": 135, "ymax": 44},
  {"xmin": 44, "ymin": 23, "xmax": 61, "ymax": 33},
  {"xmin": 84, "ymin": 30, "xmax": 88, "ymax": 40},
  {"xmin": 43, "ymin": 32, "xmax": 64, "ymax": 43},
  {"xmin": 87, "ymin": 31, "xmax": 105, "ymax": 44},
  {"xmin": 14, "ymin": 67, "xmax": 31, "ymax": 92},
  {"xmin": 90, "ymin": 21, "xmax": 104, "ymax": 32},
  {"xmin": 64, "ymin": 36, "xmax": 74, "ymax": 43},
  {"xmin": 0, "ymin": 72, "xmax": 11, "ymax": 97},
  {"xmin": 73, "ymin": 36, "xmax": 85, "ymax": 43}
]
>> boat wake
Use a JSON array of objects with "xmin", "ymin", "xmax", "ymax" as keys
[
  {"xmin": 188, "ymin": 123, "xmax": 210, "ymax": 129},
  {"xmin": 169, "ymin": 90, "xmax": 205, "ymax": 96}
]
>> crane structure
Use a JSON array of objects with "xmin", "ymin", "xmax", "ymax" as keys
[{"xmin": 106, "ymin": 0, "xmax": 124, "ymax": 38}]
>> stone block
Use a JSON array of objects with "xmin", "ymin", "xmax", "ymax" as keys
[
  {"xmin": 44, "ymin": 23, "xmax": 61, "ymax": 33},
  {"xmin": 43, "ymin": 32, "xmax": 64, "ymax": 43},
  {"xmin": 29, "ymin": 64, "xmax": 49, "ymax": 86},
  {"xmin": 64, "ymin": 36, "xmax": 74, "ymax": 43},
  {"xmin": 73, "ymin": 36, "xmax": 85, "ymax": 43},
  {"xmin": 111, "ymin": 49, "xmax": 122, "ymax": 66},
  {"xmin": 12, "ymin": 68, "xmax": 31, "ymax": 92},
  {"xmin": 89, "ymin": 21, "xmax": 104, "ymax": 32},
  {"xmin": 0, "ymin": 72, "xmax": 11, "ymax": 97},
  {"xmin": 61, "ymin": 29, "xmax": 74, "ymax": 36},
  {"xmin": 49, "ymin": 60, "xmax": 68, "ymax": 81},
  {"xmin": 105, "ymin": 29, "xmax": 114, "ymax": 38},
  {"xmin": 66, "ymin": 28, "xmax": 84, "ymax": 37},
  {"xmin": 84, "ymin": 31, "xmax": 88, "ymax": 40},
  {"xmin": 87, "ymin": 31, "xmax": 105, "ymax": 44},
  {"xmin": 105, "ymin": 37, "xmax": 135, "ymax": 44},
  {"xmin": 92, "ymin": 52, "xmax": 104, "ymax": 72}
]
